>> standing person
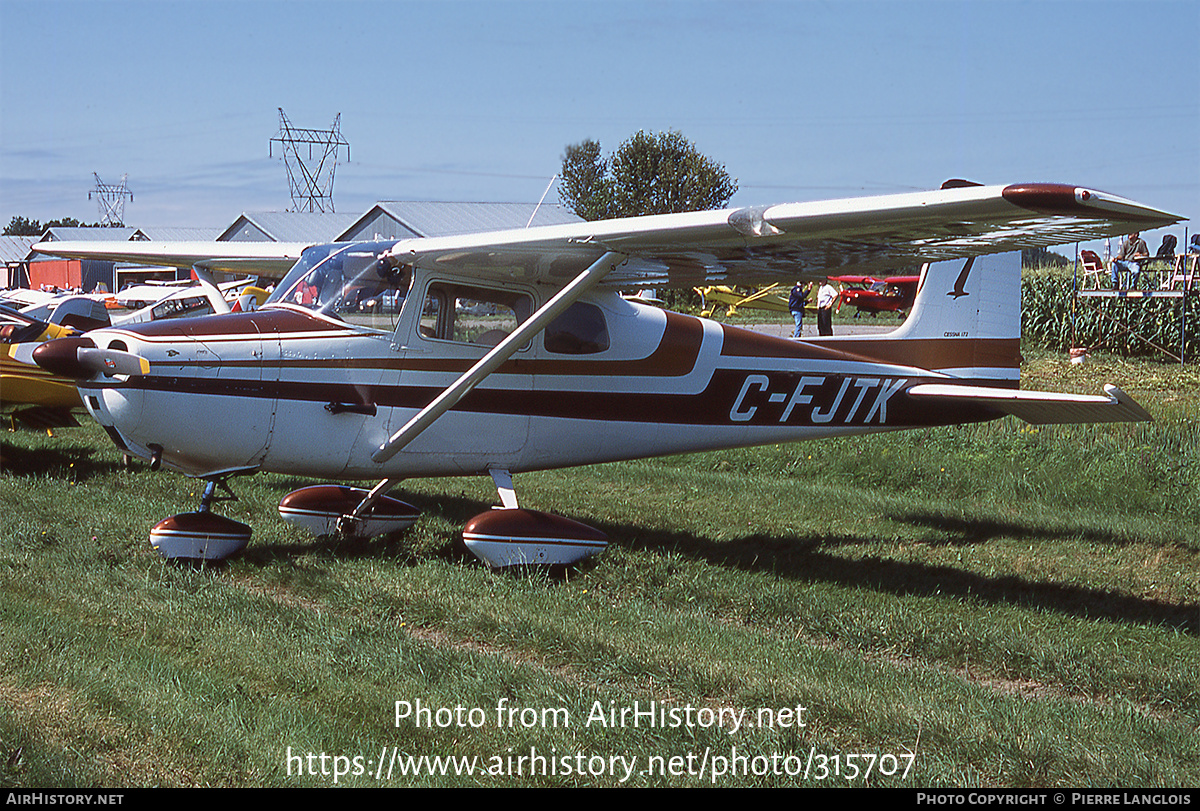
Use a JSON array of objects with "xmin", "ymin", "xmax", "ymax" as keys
[
  {"xmin": 788, "ymin": 281, "xmax": 810, "ymax": 338},
  {"xmin": 1110, "ymin": 232, "xmax": 1148, "ymax": 290},
  {"xmin": 817, "ymin": 280, "xmax": 838, "ymax": 336}
]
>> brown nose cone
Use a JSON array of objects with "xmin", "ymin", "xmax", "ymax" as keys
[{"xmin": 32, "ymin": 336, "xmax": 96, "ymax": 379}]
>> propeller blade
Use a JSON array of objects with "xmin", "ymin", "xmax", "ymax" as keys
[
  {"xmin": 33, "ymin": 337, "xmax": 149, "ymax": 379},
  {"xmin": 78, "ymin": 347, "xmax": 150, "ymax": 377}
]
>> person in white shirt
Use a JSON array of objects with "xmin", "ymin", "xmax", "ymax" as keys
[{"xmin": 816, "ymin": 281, "xmax": 838, "ymax": 336}]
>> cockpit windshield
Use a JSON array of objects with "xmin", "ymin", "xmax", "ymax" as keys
[{"xmin": 265, "ymin": 242, "xmax": 410, "ymax": 331}]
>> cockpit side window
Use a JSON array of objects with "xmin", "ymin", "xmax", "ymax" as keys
[
  {"xmin": 419, "ymin": 282, "xmax": 531, "ymax": 346},
  {"xmin": 545, "ymin": 302, "xmax": 609, "ymax": 354}
]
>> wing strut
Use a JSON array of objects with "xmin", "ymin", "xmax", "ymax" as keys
[
  {"xmin": 371, "ymin": 250, "xmax": 623, "ymax": 464},
  {"xmin": 190, "ymin": 264, "xmax": 233, "ymax": 315},
  {"xmin": 338, "ymin": 250, "xmax": 624, "ymax": 532}
]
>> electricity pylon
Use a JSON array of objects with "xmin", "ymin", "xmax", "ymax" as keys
[
  {"xmin": 90, "ymin": 173, "xmax": 133, "ymax": 226},
  {"xmin": 269, "ymin": 108, "xmax": 350, "ymax": 213}
]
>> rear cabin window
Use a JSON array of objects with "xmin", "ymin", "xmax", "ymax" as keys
[
  {"xmin": 545, "ymin": 302, "xmax": 609, "ymax": 355},
  {"xmin": 420, "ymin": 282, "xmax": 532, "ymax": 346},
  {"xmin": 149, "ymin": 295, "xmax": 215, "ymax": 321}
]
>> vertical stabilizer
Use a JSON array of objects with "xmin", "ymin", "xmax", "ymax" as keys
[
  {"xmin": 891, "ymin": 251, "xmax": 1020, "ymax": 343},
  {"xmin": 817, "ymin": 251, "xmax": 1022, "ymax": 387}
]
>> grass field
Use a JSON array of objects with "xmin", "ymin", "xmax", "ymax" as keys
[{"xmin": 1, "ymin": 347, "xmax": 1197, "ymax": 787}]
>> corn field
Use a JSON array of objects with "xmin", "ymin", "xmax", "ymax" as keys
[{"xmin": 1022, "ymin": 275, "xmax": 1198, "ymax": 360}]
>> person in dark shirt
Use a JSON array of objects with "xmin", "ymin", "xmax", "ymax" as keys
[
  {"xmin": 788, "ymin": 281, "xmax": 811, "ymax": 338},
  {"xmin": 1111, "ymin": 232, "xmax": 1148, "ymax": 289}
]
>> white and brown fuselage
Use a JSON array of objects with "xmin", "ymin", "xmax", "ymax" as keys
[{"xmin": 69, "ymin": 256, "xmax": 1018, "ymax": 483}]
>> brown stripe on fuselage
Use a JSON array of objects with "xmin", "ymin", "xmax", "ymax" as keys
[
  {"xmin": 719, "ymin": 324, "xmax": 1019, "ymax": 380},
  {"xmin": 810, "ymin": 337, "xmax": 1020, "ymax": 379},
  {"xmin": 114, "ymin": 307, "xmax": 355, "ymax": 340},
  {"xmin": 102, "ymin": 307, "xmax": 1007, "ymax": 427},
  {"xmin": 113, "ymin": 368, "xmax": 999, "ymax": 428},
  {"xmin": 126, "ymin": 307, "xmax": 705, "ymax": 379}
]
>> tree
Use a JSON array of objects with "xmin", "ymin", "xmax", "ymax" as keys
[
  {"xmin": 559, "ymin": 130, "xmax": 737, "ymax": 221},
  {"xmin": 4, "ymin": 216, "xmax": 42, "ymax": 236},
  {"xmin": 558, "ymin": 140, "xmax": 615, "ymax": 222},
  {"xmin": 4, "ymin": 216, "xmax": 102, "ymax": 236},
  {"xmin": 559, "ymin": 131, "xmax": 737, "ymax": 312}
]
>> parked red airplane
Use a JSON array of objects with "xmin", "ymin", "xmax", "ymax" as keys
[{"xmin": 830, "ymin": 275, "xmax": 920, "ymax": 316}]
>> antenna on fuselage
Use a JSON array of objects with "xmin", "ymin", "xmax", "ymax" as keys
[{"xmin": 526, "ymin": 174, "xmax": 558, "ymax": 228}]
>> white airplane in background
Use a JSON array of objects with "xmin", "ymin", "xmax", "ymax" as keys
[
  {"xmin": 16, "ymin": 278, "xmax": 271, "ymax": 328},
  {"xmin": 32, "ymin": 181, "xmax": 1183, "ymax": 566}
]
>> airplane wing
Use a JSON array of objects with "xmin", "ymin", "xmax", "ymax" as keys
[
  {"xmin": 29, "ymin": 183, "xmax": 1182, "ymax": 292},
  {"xmin": 382, "ymin": 182, "xmax": 1184, "ymax": 290},
  {"xmin": 907, "ymin": 383, "xmax": 1152, "ymax": 424},
  {"xmin": 31, "ymin": 241, "xmax": 312, "ymax": 277}
]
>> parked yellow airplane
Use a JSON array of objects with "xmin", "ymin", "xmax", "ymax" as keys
[
  {"xmin": 696, "ymin": 283, "xmax": 791, "ymax": 317},
  {"xmin": 1, "ymin": 305, "xmax": 85, "ymax": 430}
]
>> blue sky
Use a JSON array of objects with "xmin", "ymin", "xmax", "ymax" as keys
[{"xmin": 2, "ymin": 0, "xmax": 1196, "ymax": 254}]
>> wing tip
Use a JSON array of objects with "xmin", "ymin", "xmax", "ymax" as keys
[{"xmin": 1002, "ymin": 183, "xmax": 1185, "ymax": 227}]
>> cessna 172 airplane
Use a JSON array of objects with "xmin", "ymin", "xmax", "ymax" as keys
[{"xmin": 31, "ymin": 181, "xmax": 1183, "ymax": 566}]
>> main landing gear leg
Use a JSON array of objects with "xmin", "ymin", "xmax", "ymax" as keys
[
  {"xmin": 198, "ymin": 477, "xmax": 238, "ymax": 513},
  {"xmin": 489, "ymin": 468, "xmax": 519, "ymax": 509}
]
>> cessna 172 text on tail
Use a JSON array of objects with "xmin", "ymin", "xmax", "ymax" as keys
[{"xmin": 32, "ymin": 181, "xmax": 1183, "ymax": 566}]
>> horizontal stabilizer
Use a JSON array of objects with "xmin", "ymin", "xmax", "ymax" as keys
[{"xmin": 907, "ymin": 383, "xmax": 1151, "ymax": 424}]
